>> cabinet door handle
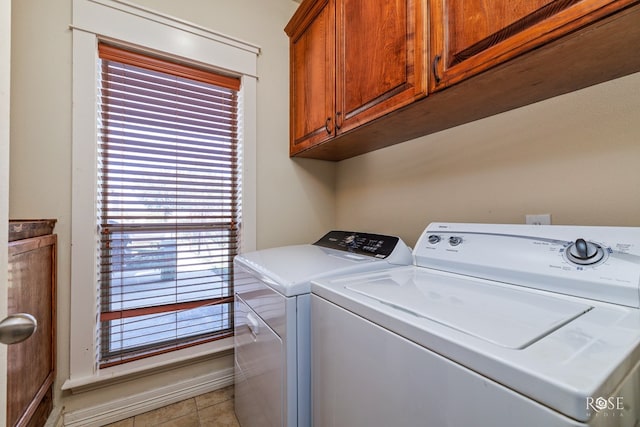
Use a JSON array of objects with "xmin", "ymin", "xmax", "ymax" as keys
[
  {"xmin": 325, "ymin": 117, "xmax": 333, "ymax": 135},
  {"xmin": 433, "ymin": 54, "xmax": 442, "ymax": 84},
  {"xmin": 335, "ymin": 112, "xmax": 342, "ymax": 131}
]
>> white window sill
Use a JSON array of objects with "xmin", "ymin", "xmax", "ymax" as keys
[{"xmin": 62, "ymin": 337, "xmax": 234, "ymax": 394}]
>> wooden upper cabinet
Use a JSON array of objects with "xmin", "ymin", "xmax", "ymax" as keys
[
  {"xmin": 288, "ymin": 0, "xmax": 335, "ymax": 154},
  {"xmin": 336, "ymin": 0, "xmax": 427, "ymax": 134},
  {"xmin": 430, "ymin": 0, "xmax": 640, "ymax": 90},
  {"xmin": 286, "ymin": 0, "xmax": 640, "ymax": 160},
  {"xmin": 286, "ymin": 0, "xmax": 427, "ymax": 157}
]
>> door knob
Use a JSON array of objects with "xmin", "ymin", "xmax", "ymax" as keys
[{"xmin": 0, "ymin": 313, "xmax": 37, "ymax": 345}]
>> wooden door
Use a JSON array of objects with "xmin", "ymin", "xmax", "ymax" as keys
[
  {"xmin": 336, "ymin": 0, "xmax": 427, "ymax": 134},
  {"xmin": 430, "ymin": 0, "xmax": 639, "ymax": 90},
  {"xmin": 287, "ymin": 0, "xmax": 336, "ymax": 156},
  {"xmin": 7, "ymin": 236, "xmax": 56, "ymax": 427}
]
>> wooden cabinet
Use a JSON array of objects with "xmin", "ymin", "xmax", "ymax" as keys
[
  {"xmin": 7, "ymin": 220, "xmax": 57, "ymax": 427},
  {"xmin": 285, "ymin": 0, "xmax": 427, "ymax": 157},
  {"xmin": 287, "ymin": 0, "xmax": 335, "ymax": 154},
  {"xmin": 430, "ymin": 0, "xmax": 640, "ymax": 91},
  {"xmin": 286, "ymin": 0, "xmax": 640, "ymax": 161}
]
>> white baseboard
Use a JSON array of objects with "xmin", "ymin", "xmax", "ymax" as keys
[
  {"xmin": 62, "ymin": 368, "xmax": 234, "ymax": 427},
  {"xmin": 45, "ymin": 406, "xmax": 63, "ymax": 427}
]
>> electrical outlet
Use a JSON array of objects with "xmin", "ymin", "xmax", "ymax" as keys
[{"xmin": 526, "ymin": 214, "xmax": 551, "ymax": 225}]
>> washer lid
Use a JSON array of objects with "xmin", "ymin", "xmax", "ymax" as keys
[{"xmin": 346, "ymin": 269, "xmax": 593, "ymax": 349}]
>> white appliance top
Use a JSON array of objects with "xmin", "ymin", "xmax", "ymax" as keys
[
  {"xmin": 311, "ymin": 222, "xmax": 640, "ymax": 422},
  {"xmin": 235, "ymin": 231, "xmax": 412, "ymax": 297}
]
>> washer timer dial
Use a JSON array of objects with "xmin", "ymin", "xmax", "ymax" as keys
[{"xmin": 565, "ymin": 238, "xmax": 605, "ymax": 265}]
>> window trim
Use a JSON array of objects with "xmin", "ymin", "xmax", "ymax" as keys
[{"xmin": 66, "ymin": 0, "xmax": 258, "ymax": 390}]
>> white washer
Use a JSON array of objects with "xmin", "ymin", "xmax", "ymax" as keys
[
  {"xmin": 311, "ymin": 223, "xmax": 640, "ymax": 427},
  {"xmin": 233, "ymin": 231, "xmax": 412, "ymax": 427}
]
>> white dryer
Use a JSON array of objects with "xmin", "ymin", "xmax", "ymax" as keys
[
  {"xmin": 311, "ymin": 223, "xmax": 640, "ymax": 427},
  {"xmin": 233, "ymin": 231, "xmax": 412, "ymax": 427}
]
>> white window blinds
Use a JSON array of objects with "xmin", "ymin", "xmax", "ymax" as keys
[{"xmin": 97, "ymin": 43, "xmax": 241, "ymax": 367}]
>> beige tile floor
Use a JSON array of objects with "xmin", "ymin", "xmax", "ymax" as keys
[{"xmin": 103, "ymin": 385, "xmax": 239, "ymax": 427}]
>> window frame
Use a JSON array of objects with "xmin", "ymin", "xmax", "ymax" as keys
[{"xmin": 67, "ymin": 0, "xmax": 258, "ymax": 389}]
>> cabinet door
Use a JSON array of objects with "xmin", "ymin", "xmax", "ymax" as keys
[
  {"xmin": 336, "ymin": 0, "xmax": 426, "ymax": 134},
  {"xmin": 430, "ymin": 0, "xmax": 638, "ymax": 90},
  {"xmin": 288, "ymin": 0, "xmax": 336, "ymax": 156}
]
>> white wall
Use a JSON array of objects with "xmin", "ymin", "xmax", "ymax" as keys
[
  {"xmin": 9, "ymin": 0, "xmax": 334, "ymax": 418},
  {"xmin": 130, "ymin": 0, "xmax": 337, "ymax": 249},
  {"xmin": 10, "ymin": 0, "xmax": 74, "ymax": 413},
  {"xmin": 336, "ymin": 72, "xmax": 640, "ymax": 246}
]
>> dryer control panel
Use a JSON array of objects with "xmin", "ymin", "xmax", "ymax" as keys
[
  {"xmin": 314, "ymin": 231, "xmax": 400, "ymax": 259},
  {"xmin": 414, "ymin": 222, "xmax": 640, "ymax": 308}
]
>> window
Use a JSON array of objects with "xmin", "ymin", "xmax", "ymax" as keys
[
  {"xmin": 68, "ymin": 0, "xmax": 257, "ymax": 388},
  {"xmin": 96, "ymin": 44, "xmax": 241, "ymax": 367}
]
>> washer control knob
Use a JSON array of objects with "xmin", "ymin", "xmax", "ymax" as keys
[
  {"xmin": 574, "ymin": 239, "xmax": 592, "ymax": 259},
  {"xmin": 427, "ymin": 235, "xmax": 441, "ymax": 245},
  {"xmin": 567, "ymin": 238, "xmax": 604, "ymax": 265},
  {"xmin": 449, "ymin": 236, "xmax": 462, "ymax": 246}
]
